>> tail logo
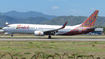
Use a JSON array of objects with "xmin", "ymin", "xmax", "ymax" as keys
[{"xmin": 80, "ymin": 10, "xmax": 99, "ymax": 28}]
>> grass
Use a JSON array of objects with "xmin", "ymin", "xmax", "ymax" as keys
[{"xmin": 0, "ymin": 41, "xmax": 104, "ymax": 59}]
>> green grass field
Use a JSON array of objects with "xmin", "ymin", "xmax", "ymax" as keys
[{"xmin": 0, "ymin": 41, "xmax": 105, "ymax": 59}]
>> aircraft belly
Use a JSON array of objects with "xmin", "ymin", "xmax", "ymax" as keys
[{"xmin": 58, "ymin": 29, "xmax": 72, "ymax": 35}]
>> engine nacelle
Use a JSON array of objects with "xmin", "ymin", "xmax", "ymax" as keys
[
  {"xmin": 34, "ymin": 31, "xmax": 44, "ymax": 36},
  {"xmin": 4, "ymin": 32, "xmax": 12, "ymax": 35}
]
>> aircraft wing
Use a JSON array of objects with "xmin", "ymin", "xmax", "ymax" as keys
[{"xmin": 43, "ymin": 22, "xmax": 67, "ymax": 33}]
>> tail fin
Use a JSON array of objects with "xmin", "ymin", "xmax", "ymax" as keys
[{"xmin": 80, "ymin": 10, "xmax": 99, "ymax": 28}]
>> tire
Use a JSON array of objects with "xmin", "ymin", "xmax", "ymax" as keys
[
  {"xmin": 11, "ymin": 35, "xmax": 13, "ymax": 37},
  {"xmin": 48, "ymin": 35, "xmax": 51, "ymax": 39}
]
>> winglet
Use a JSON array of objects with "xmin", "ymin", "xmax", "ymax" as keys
[{"xmin": 60, "ymin": 21, "xmax": 68, "ymax": 29}]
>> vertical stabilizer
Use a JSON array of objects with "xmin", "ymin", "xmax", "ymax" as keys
[
  {"xmin": 64, "ymin": 10, "xmax": 99, "ymax": 35},
  {"xmin": 80, "ymin": 10, "xmax": 99, "ymax": 28}
]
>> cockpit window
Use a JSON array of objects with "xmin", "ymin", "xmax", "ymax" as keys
[{"xmin": 6, "ymin": 26, "xmax": 10, "ymax": 27}]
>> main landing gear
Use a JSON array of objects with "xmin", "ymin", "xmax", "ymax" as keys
[
  {"xmin": 48, "ymin": 35, "xmax": 51, "ymax": 39},
  {"xmin": 11, "ymin": 33, "xmax": 13, "ymax": 37}
]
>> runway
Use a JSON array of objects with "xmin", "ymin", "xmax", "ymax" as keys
[
  {"xmin": 0, "ymin": 38, "xmax": 105, "ymax": 41},
  {"xmin": 0, "ymin": 36, "xmax": 105, "ymax": 37},
  {"xmin": 0, "ymin": 35, "xmax": 105, "ymax": 41}
]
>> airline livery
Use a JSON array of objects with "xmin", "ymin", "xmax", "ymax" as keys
[{"xmin": 2, "ymin": 10, "xmax": 99, "ymax": 38}]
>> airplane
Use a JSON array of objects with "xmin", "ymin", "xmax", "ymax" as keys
[{"xmin": 2, "ymin": 10, "xmax": 99, "ymax": 39}]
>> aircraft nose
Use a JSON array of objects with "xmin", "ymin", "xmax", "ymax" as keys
[{"xmin": 3, "ymin": 27, "xmax": 6, "ymax": 30}]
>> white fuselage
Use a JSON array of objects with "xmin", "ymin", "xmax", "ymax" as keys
[
  {"xmin": 2, "ymin": 10, "xmax": 99, "ymax": 36},
  {"xmin": 3, "ymin": 24, "xmax": 81, "ymax": 35}
]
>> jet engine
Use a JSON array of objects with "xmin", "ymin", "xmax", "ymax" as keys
[{"xmin": 34, "ymin": 31, "xmax": 44, "ymax": 36}]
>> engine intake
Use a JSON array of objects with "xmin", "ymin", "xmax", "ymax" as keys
[{"xmin": 34, "ymin": 31, "xmax": 44, "ymax": 36}]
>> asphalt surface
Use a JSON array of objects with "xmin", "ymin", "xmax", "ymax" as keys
[
  {"xmin": 0, "ymin": 35, "xmax": 105, "ymax": 41},
  {"xmin": 0, "ymin": 38, "xmax": 105, "ymax": 41},
  {"xmin": 0, "ymin": 36, "xmax": 105, "ymax": 37}
]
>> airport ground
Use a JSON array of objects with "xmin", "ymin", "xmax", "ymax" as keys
[
  {"xmin": 1, "ymin": 34, "xmax": 105, "ymax": 39},
  {"xmin": 0, "ymin": 34, "xmax": 105, "ymax": 59}
]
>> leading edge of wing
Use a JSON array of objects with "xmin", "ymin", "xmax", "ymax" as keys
[{"xmin": 43, "ymin": 21, "xmax": 68, "ymax": 32}]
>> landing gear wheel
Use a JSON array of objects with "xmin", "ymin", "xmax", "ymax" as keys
[
  {"xmin": 11, "ymin": 33, "xmax": 13, "ymax": 37},
  {"xmin": 11, "ymin": 34, "xmax": 13, "ymax": 37},
  {"xmin": 48, "ymin": 35, "xmax": 51, "ymax": 39}
]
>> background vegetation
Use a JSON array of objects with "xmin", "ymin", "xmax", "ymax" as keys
[{"xmin": 0, "ymin": 41, "xmax": 105, "ymax": 59}]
